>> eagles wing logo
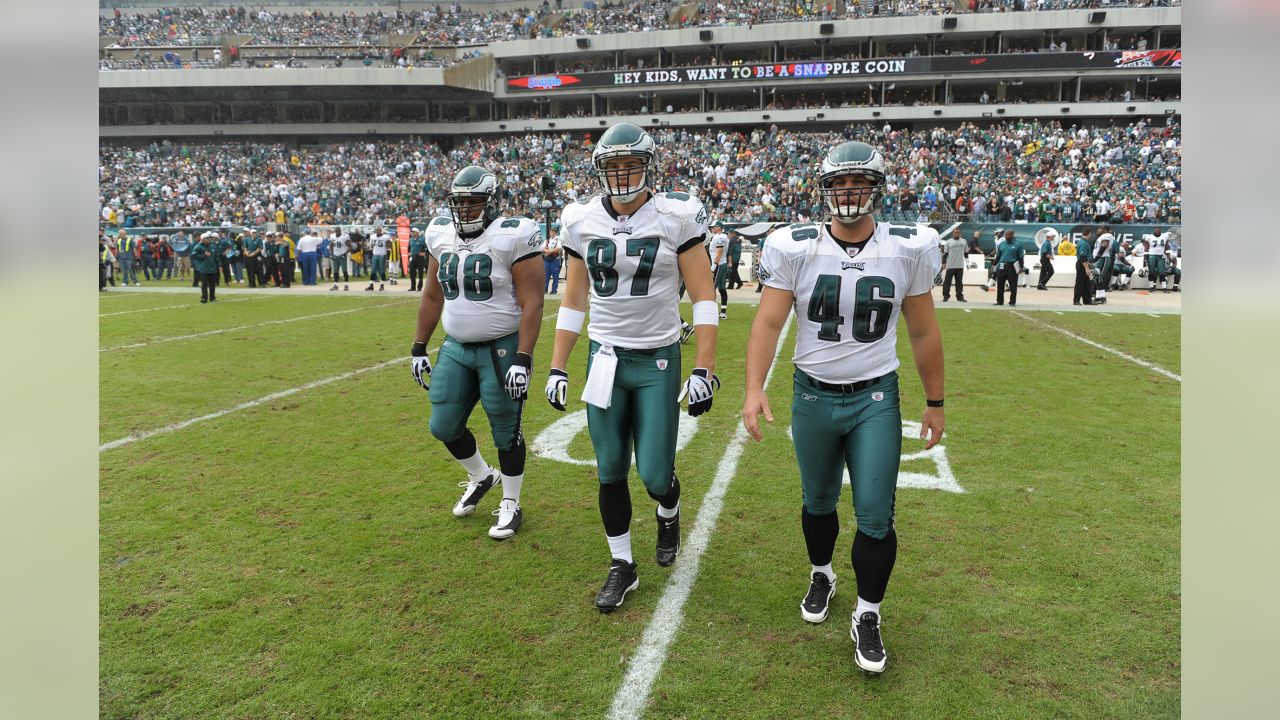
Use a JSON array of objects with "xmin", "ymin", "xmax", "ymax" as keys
[
  {"xmin": 756, "ymin": 265, "xmax": 773, "ymax": 282},
  {"xmin": 695, "ymin": 207, "xmax": 708, "ymax": 225},
  {"xmin": 527, "ymin": 232, "xmax": 541, "ymax": 247},
  {"xmin": 841, "ymin": 262, "xmax": 866, "ymax": 271}
]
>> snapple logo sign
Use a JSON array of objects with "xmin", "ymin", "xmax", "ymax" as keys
[{"xmin": 528, "ymin": 75, "xmax": 564, "ymax": 89}]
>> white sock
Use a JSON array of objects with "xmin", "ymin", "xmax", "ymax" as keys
[
  {"xmin": 458, "ymin": 451, "xmax": 490, "ymax": 479},
  {"xmin": 656, "ymin": 500, "xmax": 679, "ymax": 519},
  {"xmin": 855, "ymin": 596, "xmax": 881, "ymax": 619},
  {"xmin": 812, "ymin": 564, "xmax": 835, "ymax": 582},
  {"xmin": 1096, "ymin": 289, "xmax": 1106, "ymax": 300},
  {"xmin": 501, "ymin": 473, "xmax": 523, "ymax": 503},
  {"xmin": 607, "ymin": 532, "xmax": 633, "ymax": 564}
]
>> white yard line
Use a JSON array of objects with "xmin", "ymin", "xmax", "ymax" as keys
[
  {"xmin": 99, "ymin": 356, "xmax": 411, "ymax": 452},
  {"xmin": 963, "ymin": 308, "xmax": 972, "ymax": 313},
  {"xmin": 1054, "ymin": 311, "xmax": 1065, "ymax": 315},
  {"xmin": 100, "ymin": 300, "xmax": 412, "ymax": 352},
  {"xmin": 607, "ymin": 315, "xmax": 794, "ymax": 720},
  {"xmin": 101, "ymin": 308, "xmax": 559, "ymax": 450},
  {"xmin": 1011, "ymin": 310, "xmax": 1180, "ymax": 382},
  {"xmin": 99, "ymin": 296, "xmax": 263, "ymax": 317},
  {"xmin": 1147, "ymin": 313, "xmax": 1160, "ymax": 318},
  {"xmin": 1099, "ymin": 312, "xmax": 1112, "ymax": 317}
]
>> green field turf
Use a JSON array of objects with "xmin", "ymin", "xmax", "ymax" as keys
[{"xmin": 100, "ymin": 294, "xmax": 1180, "ymax": 719}]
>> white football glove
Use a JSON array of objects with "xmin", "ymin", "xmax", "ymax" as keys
[
  {"xmin": 410, "ymin": 342, "xmax": 432, "ymax": 391},
  {"xmin": 678, "ymin": 368, "xmax": 721, "ymax": 417},
  {"xmin": 545, "ymin": 369, "xmax": 568, "ymax": 411},
  {"xmin": 505, "ymin": 352, "xmax": 533, "ymax": 401}
]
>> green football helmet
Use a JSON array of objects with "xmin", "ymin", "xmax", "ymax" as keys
[
  {"xmin": 819, "ymin": 141, "xmax": 887, "ymax": 223},
  {"xmin": 592, "ymin": 122, "xmax": 656, "ymax": 203},
  {"xmin": 447, "ymin": 165, "xmax": 500, "ymax": 237}
]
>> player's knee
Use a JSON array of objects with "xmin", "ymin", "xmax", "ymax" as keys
[
  {"xmin": 428, "ymin": 416, "xmax": 463, "ymax": 444},
  {"xmin": 854, "ymin": 513, "xmax": 893, "ymax": 540},
  {"xmin": 803, "ymin": 492, "xmax": 840, "ymax": 517},
  {"xmin": 645, "ymin": 472, "xmax": 680, "ymax": 507},
  {"xmin": 489, "ymin": 425, "xmax": 517, "ymax": 451}
]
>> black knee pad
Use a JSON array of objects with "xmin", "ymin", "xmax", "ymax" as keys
[
  {"xmin": 440, "ymin": 428, "xmax": 477, "ymax": 461},
  {"xmin": 646, "ymin": 472, "xmax": 680, "ymax": 510}
]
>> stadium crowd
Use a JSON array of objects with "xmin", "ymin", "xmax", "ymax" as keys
[
  {"xmin": 99, "ymin": 4, "xmax": 551, "ymax": 47},
  {"xmin": 98, "ymin": 118, "xmax": 1180, "ymax": 234},
  {"xmin": 99, "ymin": 0, "xmax": 1180, "ymax": 49}
]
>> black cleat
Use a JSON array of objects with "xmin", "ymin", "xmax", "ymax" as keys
[
  {"xmin": 679, "ymin": 323, "xmax": 695, "ymax": 344},
  {"xmin": 655, "ymin": 509, "xmax": 680, "ymax": 567},
  {"xmin": 596, "ymin": 559, "xmax": 639, "ymax": 613},
  {"xmin": 452, "ymin": 470, "xmax": 499, "ymax": 517},
  {"xmin": 801, "ymin": 572, "xmax": 836, "ymax": 623},
  {"xmin": 851, "ymin": 612, "xmax": 887, "ymax": 673}
]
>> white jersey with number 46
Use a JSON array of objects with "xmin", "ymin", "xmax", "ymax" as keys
[
  {"xmin": 425, "ymin": 215, "xmax": 542, "ymax": 343},
  {"xmin": 758, "ymin": 222, "xmax": 941, "ymax": 384},
  {"xmin": 560, "ymin": 192, "xmax": 709, "ymax": 349}
]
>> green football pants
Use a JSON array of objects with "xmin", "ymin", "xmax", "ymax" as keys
[
  {"xmin": 791, "ymin": 370, "xmax": 901, "ymax": 539},
  {"xmin": 1146, "ymin": 254, "xmax": 1167, "ymax": 278},
  {"xmin": 713, "ymin": 265, "xmax": 729, "ymax": 290},
  {"xmin": 428, "ymin": 332, "xmax": 522, "ymax": 450},
  {"xmin": 586, "ymin": 340, "xmax": 682, "ymax": 495}
]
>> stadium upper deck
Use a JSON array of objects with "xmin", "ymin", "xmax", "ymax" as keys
[{"xmin": 98, "ymin": 3, "xmax": 1180, "ymax": 137}]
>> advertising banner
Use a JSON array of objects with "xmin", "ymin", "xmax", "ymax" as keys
[{"xmin": 506, "ymin": 50, "xmax": 1181, "ymax": 93}]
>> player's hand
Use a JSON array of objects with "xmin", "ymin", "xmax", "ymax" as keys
[
  {"xmin": 920, "ymin": 406, "xmax": 945, "ymax": 450},
  {"xmin": 545, "ymin": 369, "xmax": 568, "ymax": 411},
  {"xmin": 678, "ymin": 368, "xmax": 720, "ymax": 417},
  {"xmin": 410, "ymin": 342, "xmax": 431, "ymax": 391},
  {"xmin": 741, "ymin": 389, "xmax": 773, "ymax": 442},
  {"xmin": 505, "ymin": 352, "xmax": 533, "ymax": 401}
]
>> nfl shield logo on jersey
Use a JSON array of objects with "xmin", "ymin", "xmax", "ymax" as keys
[
  {"xmin": 497, "ymin": 349, "xmax": 507, "ymax": 358},
  {"xmin": 656, "ymin": 359, "xmax": 668, "ymax": 370},
  {"xmin": 872, "ymin": 392, "xmax": 884, "ymax": 402}
]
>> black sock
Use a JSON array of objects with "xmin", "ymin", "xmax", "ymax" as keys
[
  {"xmin": 646, "ymin": 472, "xmax": 680, "ymax": 511},
  {"xmin": 801, "ymin": 506, "xmax": 839, "ymax": 567},
  {"xmin": 599, "ymin": 481, "xmax": 632, "ymax": 537},
  {"xmin": 441, "ymin": 428, "xmax": 478, "ymax": 461},
  {"xmin": 852, "ymin": 529, "xmax": 897, "ymax": 603},
  {"xmin": 496, "ymin": 437, "xmax": 526, "ymax": 478}
]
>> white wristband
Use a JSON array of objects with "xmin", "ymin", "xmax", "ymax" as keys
[
  {"xmin": 556, "ymin": 306, "xmax": 586, "ymax": 334},
  {"xmin": 692, "ymin": 300, "xmax": 719, "ymax": 326}
]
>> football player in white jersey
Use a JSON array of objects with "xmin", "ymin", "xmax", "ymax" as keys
[
  {"xmin": 411, "ymin": 166, "xmax": 545, "ymax": 540},
  {"xmin": 544, "ymin": 122, "xmax": 720, "ymax": 612},
  {"xmin": 367, "ymin": 225, "xmax": 392, "ymax": 292},
  {"xmin": 1092, "ymin": 225, "xmax": 1117, "ymax": 304},
  {"xmin": 1144, "ymin": 227, "xmax": 1170, "ymax": 291},
  {"xmin": 709, "ymin": 222, "xmax": 731, "ymax": 318},
  {"xmin": 742, "ymin": 141, "xmax": 945, "ymax": 674}
]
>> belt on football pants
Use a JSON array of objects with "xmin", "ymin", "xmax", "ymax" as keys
[
  {"xmin": 457, "ymin": 330, "xmax": 518, "ymax": 348},
  {"xmin": 798, "ymin": 370, "xmax": 889, "ymax": 395}
]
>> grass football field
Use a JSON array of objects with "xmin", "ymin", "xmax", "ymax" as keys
[{"xmin": 100, "ymin": 289, "xmax": 1180, "ymax": 719}]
